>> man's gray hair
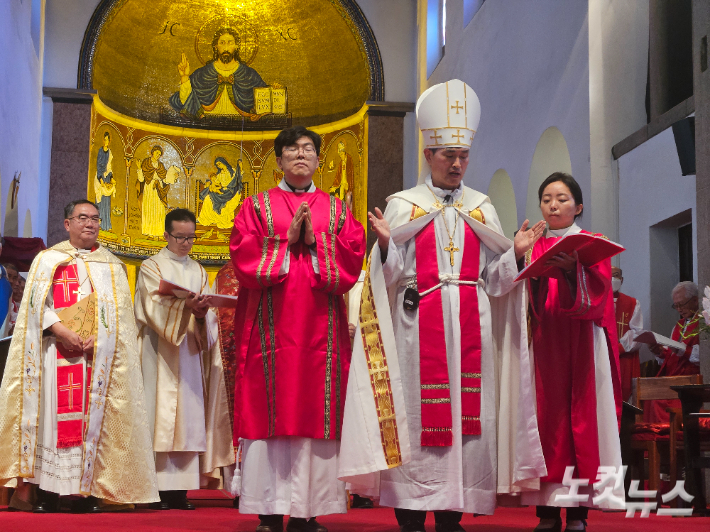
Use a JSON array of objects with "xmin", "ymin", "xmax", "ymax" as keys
[{"xmin": 672, "ymin": 281, "xmax": 698, "ymax": 299}]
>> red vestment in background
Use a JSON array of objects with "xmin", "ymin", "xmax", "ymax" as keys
[
  {"xmin": 644, "ymin": 313, "xmax": 701, "ymax": 423},
  {"xmin": 616, "ymin": 292, "xmax": 640, "ymax": 402},
  {"xmin": 528, "ymin": 230, "xmax": 621, "ymax": 484},
  {"xmin": 230, "ymin": 187, "xmax": 365, "ymax": 442}
]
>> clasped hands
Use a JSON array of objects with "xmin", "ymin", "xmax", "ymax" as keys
[
  {"xmin": 50, "ymin": 322, "xmax": 94, "ymax": 355},
  {"xmin": 288, "ymin": 202, "xmax": 315, "ymax": 246}
]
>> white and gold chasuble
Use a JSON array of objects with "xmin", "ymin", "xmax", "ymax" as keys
[{"xmin": 0, "ymin": 241, "xmax": 159, "ymax": 503}]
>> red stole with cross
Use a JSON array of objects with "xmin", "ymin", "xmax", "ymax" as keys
[
  {"xmin": 615, "ymin": 293, "xmax": 636, "ymax": 351},
  {"xmin": 415, "ymin": 220, "xmax": 483, "ymax": 446},
  {"xmin": 52, "ymin": 264, "xmax": 92, "ymax": 449}
]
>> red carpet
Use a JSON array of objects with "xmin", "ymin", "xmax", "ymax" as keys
[{"xmin": 1, "ymin": 493, "xmax": 708, "ymax": 531}]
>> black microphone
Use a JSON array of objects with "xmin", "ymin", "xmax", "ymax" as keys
[{"xmin": 444, "ymin": 194, "xmax": 452, "ymax": 204}]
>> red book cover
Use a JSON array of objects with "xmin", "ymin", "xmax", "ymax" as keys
[
  {"xmin": 515, "ymin": 233, "xmax": 624, "ymax": 281},
  {"xmin": 157, "ymin": 279, "xmax": 239, "ymax": 308}
]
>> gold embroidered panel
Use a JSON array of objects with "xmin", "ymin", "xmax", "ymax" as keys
[
  {"xmin": 88, "ymin": 96, "xmax": 368, "ymax": 263},
  {"xmin": 81, "ymin": 0, "xmax": 381, "ymax": 129}
]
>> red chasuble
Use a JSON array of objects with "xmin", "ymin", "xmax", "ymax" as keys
[
  {"xmin": 230, "ymin": 187, "xmax": 365, "ymax": 441},
  {"xmin": 528, "ymin": 230, "xmax": 621, "ymax": 483},
  {"xmin": 616, "ymin": 292, "xmax": 640, "ymax": 401},
  {"xmin": 643, "ymin": 313, "xmax": 701, "ymax": 423},
  {"xmin": 52, "ymin": 264, "xmax": 93, "ymax": 449}
]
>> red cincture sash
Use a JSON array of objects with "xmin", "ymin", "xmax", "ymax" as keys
[
  {"xmin": 415, "ymin": 221, "xmax": 482, "ymax": 447},
  {"xmin": 53, "ymin": 264, "xmax": 92, "ymax": 449}
]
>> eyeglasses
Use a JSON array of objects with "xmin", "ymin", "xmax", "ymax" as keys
[
  {"xmin": 671, "ymin": 296, "xmax": 695, "ymax": 310},
  {"xmin": 282, "ymin": 145, "xmax": 317, "ymax": 157},
  {"xmin": 168, "ymin": 233, "xmax": 196, "ymax": 244},
  {"xmin": 68, "ymin": 215, "xmax": 101, "ymax": 225}
]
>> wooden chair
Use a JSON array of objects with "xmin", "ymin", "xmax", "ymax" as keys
[
  {"xmin": 668, "ymin": 407, "xmax": 710, "ymax": 488},
  {"xmin": 628, "ymin": 375, "xmax": 703, "ymax": 492}
]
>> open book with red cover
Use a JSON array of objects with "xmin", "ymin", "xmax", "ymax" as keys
[
  {"xmin": 158, "ymin": 279, "xmax": 239, "ymax": 308},
  {"xmin": 515, "ymin": 233, "xmax": 625, "ymax": 282}
]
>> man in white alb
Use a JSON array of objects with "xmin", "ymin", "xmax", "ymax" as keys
[{"xmin": 136, "ymin": 208, "xmax": 234, "ymax": 510}]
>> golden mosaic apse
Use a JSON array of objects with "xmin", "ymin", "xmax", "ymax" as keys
[{"xmin": 87, "ymin": 0, "xmax": 377, "ymax": 127}]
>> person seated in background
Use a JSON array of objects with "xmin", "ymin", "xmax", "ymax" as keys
[
  {"xmin": 611, "ymin": 267, "xmax": 643, "ymax": 402},
  {"xmin": 1, "ymin": 266, "xmax": 25, "ymax": 336},
  {"xmin": 646, "ymin": 281, "xmax": 701, "ymax": 423}
]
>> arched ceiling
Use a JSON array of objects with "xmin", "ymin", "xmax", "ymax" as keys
[{"xmin": 80, "ymin": 0, "xmax": 383, "ymax": 128}]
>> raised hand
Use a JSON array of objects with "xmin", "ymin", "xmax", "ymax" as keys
[
  {"xmin": 367, "ymin": 207, "xmax": 390, "ymax": 252},
  {"xmin": 513, "ymin": 219, "xmax": 546, "ymax": 260},
  {"xmin": 178, "ymin": 53, "xmax": 190, "ymax": 83}
]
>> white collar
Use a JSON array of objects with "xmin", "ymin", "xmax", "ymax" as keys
[
  {"xmin": 425, "ymin": 175, "xmax": 463, "ymax": 203},
  {"xmin": 162, "ymin": 246, "xmax": 189, "ymax": 263},
  {"xmin": 278, "ymin": 179, "xmax": 316, "ymax": 193},
  {"xmin": 546, "ymin": 222, "xmax": 581, "ymax": 238}
]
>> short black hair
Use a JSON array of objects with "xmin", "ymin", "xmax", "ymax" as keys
[
  {"xmin": 103, "ymin": 131, "xmax": 110, "ymax": 139},
  {"xmin": 274, "ymin": 125, "xmax": 321, "ymax": 157},
  {"xmin": 64, "ymin": 199, "xmax": 98, "ymax": 219},
  {"xmin": 538, "ymin": 172, "xmax": 584, "ymax": 219},
  {"xmin": 165, "ymin": 208, "xmax": 196, "ymax": 233}
]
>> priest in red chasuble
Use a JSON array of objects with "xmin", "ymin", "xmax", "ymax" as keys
[
  {"xmin": 342, "ymin": 80, "xmax": 547, "ymax": 532},
  {"xmin": 230, "ymin": 126, "xmax": 366, "ymax": 532},
  {"xmin": 0, "ymin": 200, "xmax": 158, "ymax": 512},
  {"xmin": 611, "ymin": 267, "xmax": 643, "ymax": 402},
  {"xmin": 520, "ymin": 173, "xmax": 624, "ymax": 531},
  {"xmin": 645, "ymin": 281, "xmax": 701, "ymax": 423}
]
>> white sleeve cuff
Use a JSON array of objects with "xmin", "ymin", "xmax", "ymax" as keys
[
  {"xmin": 689, "ymin": 344, "xmax": 700, "ymax": 365},
  {"xmin": 43, "ymin": 311, "xmax": 61, "ymax": 331},
  {"xmin": 279, "ymin": 249, "xmax": 291, "ymax": 275},
  {"xmin": 310, "ymin": 246, "xmax": 320, "ymax": 274}
]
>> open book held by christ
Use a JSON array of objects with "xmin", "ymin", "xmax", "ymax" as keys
[
  {"xmin": 515, "ymin": 232, "xmax": 625, "ymax": 282},
  {"xmin": 56, "ymin": 292, "xmax": 97, "ymax": 340},
  {"xmin": 158, "ymin": 279, "xmax": 239, "ymax": 308}
]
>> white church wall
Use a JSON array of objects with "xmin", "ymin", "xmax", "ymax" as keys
[
  {"xmin": 589, "ymin": 0, "xmax": 650, "ymax": 243},
  {"xmin": 43, "ymin": 0, "xmax": 99, "ymax": 89},
  {"xmin": 356, "ymin": 0, "xmax": 419, "ymax": 190},
  {"xmin": 618, "ymin": 125, "xmax": 697, "ymax": 362},
  {"xmin": 0, "ymin": 0, "xmax": 45, "ymax": 241},
  {"xmin": 419, "ymin": 0, "xmax": 592, "ymax": 231}
]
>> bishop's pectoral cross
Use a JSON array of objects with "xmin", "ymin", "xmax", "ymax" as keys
[{"xmin": 444, "ymin": 240, "xmax": 459, "ymax": 267}]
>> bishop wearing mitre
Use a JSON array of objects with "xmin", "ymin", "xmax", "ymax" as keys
[
  {"xmin": 339, "ymin": 80, "xmax": 548, "ymax": 532},
  {"xmin": 0, "ymin": 199, "xmax": 159, "ymax": 512},
  {"xmin": 136, "ymin": 208, "xmax": 234, "ymax": 511}
]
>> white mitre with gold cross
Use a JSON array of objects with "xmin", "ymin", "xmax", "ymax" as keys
[{"xmin": 416, "ymin": 79, "xmax": 481, "ymax": 149}]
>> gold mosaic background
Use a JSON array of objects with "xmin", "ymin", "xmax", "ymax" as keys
[
  {"xmin": 87, "ymin": 96, "xmax": 368, "ymax": 265},
  {"xmin": 90, "ymin": 0, "xmax": 372, "ymax": 126}
]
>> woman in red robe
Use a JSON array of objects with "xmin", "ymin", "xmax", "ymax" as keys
[{"xmin": 521, "ymin": 173, "xmax": 622, "ymax": 532}]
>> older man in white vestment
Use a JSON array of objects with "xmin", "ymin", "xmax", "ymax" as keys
[
  {"xmin": 339, "ymin": 80, "xmax": 548, "ymax": 532},
  {"xmin": 0, "ymin": 199, "xmax": 159, "ymax": 512},
  {"xmin": 136, "ymin": 208, "xmax": 234, "ymax": 510}
]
